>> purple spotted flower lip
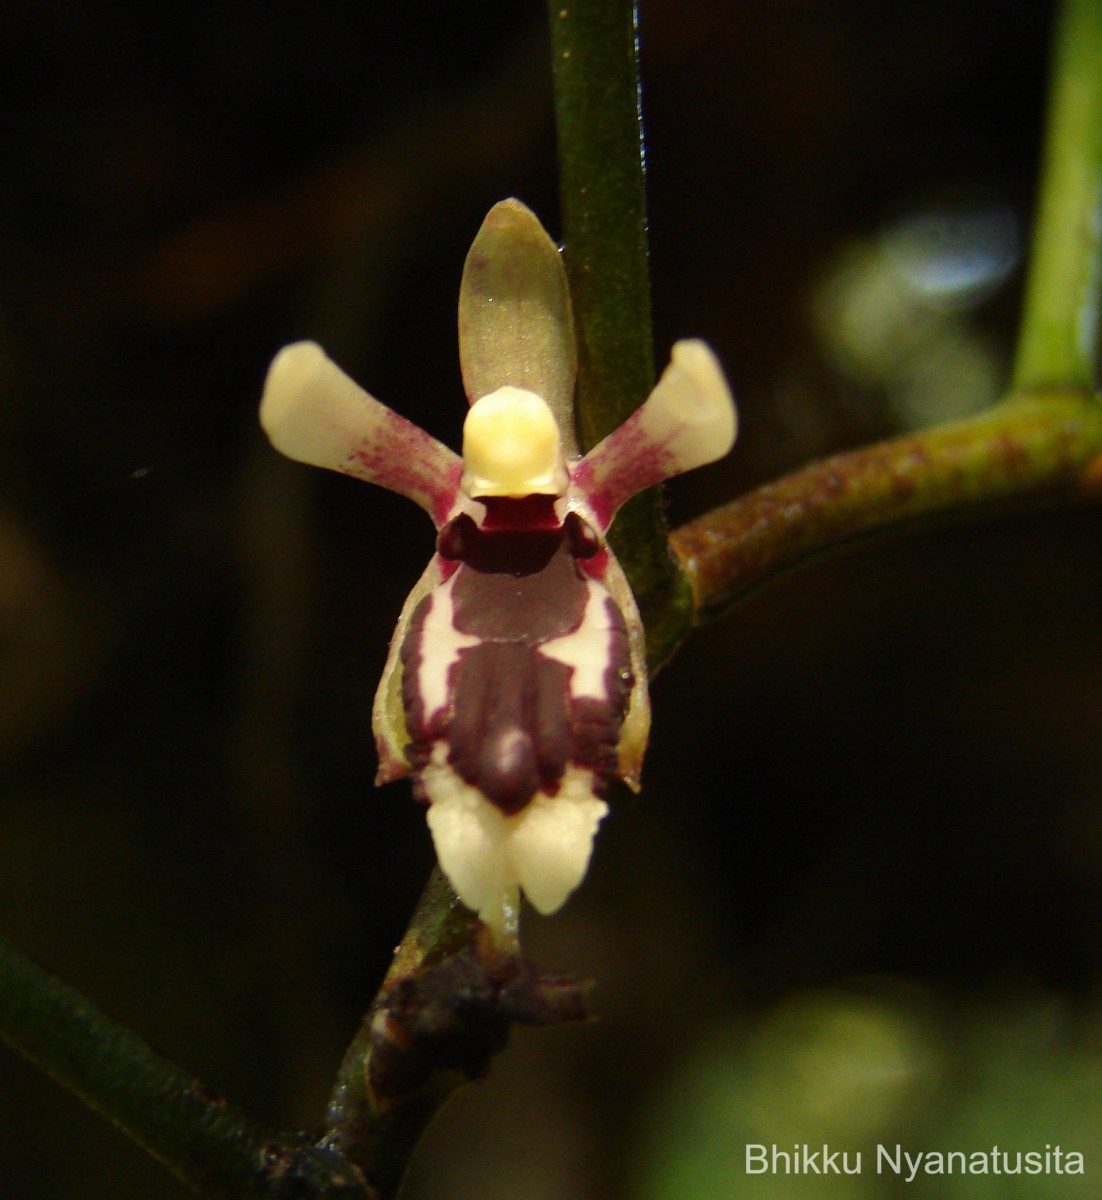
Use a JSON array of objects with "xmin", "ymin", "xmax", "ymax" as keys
[{"xmin": 260, "ymin": 199, "xmax": 737, "ymax": 948}]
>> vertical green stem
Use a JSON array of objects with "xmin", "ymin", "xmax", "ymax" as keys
[
  {"xmin": 548, "ymin": 0, "xmax": 693, "ymax": 667},
  {"xmin": 547, "ymin": 0, "xmax": 653, "ymax": 447},
  {"xmin": 1013, "ymin": 0, "xmax": 1102, "ymax": 393}
]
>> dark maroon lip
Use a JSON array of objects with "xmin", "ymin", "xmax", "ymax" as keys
[{"xmin": 403, "ymin": 514, "xmax": 631, "ymax": 817}]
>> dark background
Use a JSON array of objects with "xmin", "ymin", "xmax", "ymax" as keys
[{"xmin": 4, "ymin": 1, "xmax": 1100, "ymax": 1197}]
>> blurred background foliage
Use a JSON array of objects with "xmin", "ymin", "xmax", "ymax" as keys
[{"xmin": 2, "ymin": 0, "xmax": 1100, "ymax": 1197}]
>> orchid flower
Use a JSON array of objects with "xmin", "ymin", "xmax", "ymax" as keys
[{"xmin": 260, "ymin": 199, "xmax": 736, "ymax": 949}]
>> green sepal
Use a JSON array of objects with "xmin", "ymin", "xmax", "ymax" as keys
[{"xmin": 458, "ymin": 198, "xmax": 579, "ymax": 457}]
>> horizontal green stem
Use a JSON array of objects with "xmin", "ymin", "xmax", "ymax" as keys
[
  {"xmin": 0, "ymin": 932, "xmax": 369, "ymax": 1199},
  {"xmin": 671, "ymin": 390, "xmax": 1102, "ymax": 618}
]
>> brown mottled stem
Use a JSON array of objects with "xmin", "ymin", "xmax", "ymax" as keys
[
  {"xmin": 323, "ymin": 870, "xmax": 474, "ymax": 1200},
  {"xmin": 322, "ymin": 869, "xmax": 588, "ymax": 1200},
  {"xmin": 671, "ymin": 391, "xmax": 1102, "ymax": 618},
  {"xmin": 0, "ymin": 931, "xmax": 370, "ymax": 1199}
]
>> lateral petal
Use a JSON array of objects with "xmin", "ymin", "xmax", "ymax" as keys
[
  {"xmin": 260, "ymin": 341, "xmax": 462, "ymax": 526},
  {"xmin": 572, "ymin": 340, "xmax": 736, "ymax": 529}
]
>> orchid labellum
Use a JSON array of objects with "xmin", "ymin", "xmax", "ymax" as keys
[{"xmin": 260, "ymin": 199, "xmax": 736, "ymax": 947}]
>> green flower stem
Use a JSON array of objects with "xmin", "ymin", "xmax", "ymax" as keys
[
  {"xmin": 549, "ymin": 0, "xmax": 694, "ymax": 670},
  {"xmin": 671, "ymin": 391, "xmax": 1102, "ymax": 619},
  {"xmin": 0, "ymin": 931, "xmax": 370, "ymax": 1198},
  {"xmin": 548, "ymin": 0, "xmax": 652, "ymax": 445},
  {"xmin": 1013, "ymin": 0, "xmax": 1102, "ymax": 392}
]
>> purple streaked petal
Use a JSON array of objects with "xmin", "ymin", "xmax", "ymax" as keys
[
  {"xmin": 571, "ymin": 340, "xmax": 737, "ymax": 529},
  {"xmin": 458, "ymin": 199, "xmax": 579, "ymax": 457},
  {"xmin": 260, "ymin": 341, "xmax": 462, "ymax": 527}
]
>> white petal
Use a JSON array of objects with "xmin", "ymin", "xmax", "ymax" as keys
[
  {"xmin": 260, "ymin": 341, "xmax": 462, "ymax": 525},
  {"xmin": 422, "ymin": 752, "xmax": 607, "ymax": 927},
  {"xmin": 572, "ymin": 340, "xmax": 737, "ymax": 529},
  {"xmin": 423, "ymin": 751, "xmax": 515, "ymax": 918},
  {"xmin": 508, "ymin": 770, "xmax": 608, "ymax": 915}
]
